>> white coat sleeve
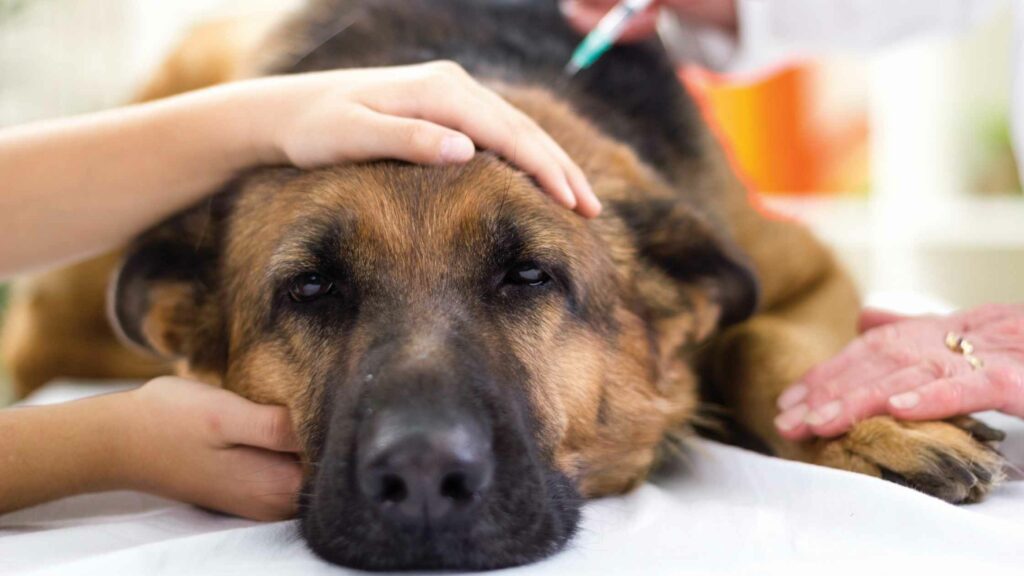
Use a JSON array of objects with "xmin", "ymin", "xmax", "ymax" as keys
[
  {"xmin": 659, "ymin": 0, "xmax": 1005, "ymax": 76},
  {"xmin": 658, "ymin": 0, "xmax": 1023, "ymax": 186}
]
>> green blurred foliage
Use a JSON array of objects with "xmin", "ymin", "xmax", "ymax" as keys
[
  {"xmin": 0, "ymin": 0, "xmax": 34, "ymax": 19},
  {"xmin": 973, "ymin": 110, "xmax": 1023, "ymax": 196}
]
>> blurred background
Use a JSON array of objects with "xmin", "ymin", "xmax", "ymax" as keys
[{"xmin": 1, "ymin": 0, "xmax": 1022, "ymax": 397}]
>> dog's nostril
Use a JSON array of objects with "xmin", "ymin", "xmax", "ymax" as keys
[
  {"xmin": 357, "ymin": 407, "xmax": 494, "ymax": 527},
  {"xmin": 378, "ymin": 473, "xmax": 407, "ymax": 504},
  {"xmin": 440, "ymin": 471, "xmax": 474, "ymax": 503}
]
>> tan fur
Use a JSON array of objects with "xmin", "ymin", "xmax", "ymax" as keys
[
  {"xmin": 203, "ymin": 157, "xmax": 698, "ymax": 495},
  {"xmin": 1, "ymin": 253, "xmax": 166, "ymax": 397},
  {"xmin": 1, "ymin": 13, "xmax": 1006, "ymax": 504}
]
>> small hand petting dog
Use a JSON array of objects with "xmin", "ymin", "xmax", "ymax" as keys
[
  {"xmin": 0, "ymin": 378, "xmax": 303, "ymax": 520},
  {"xmin": 0, "ymin": 61, "xmax": 599, "ymax": 279},
  {"xmin": 0, "ymin": 61, "xmax": 596, "ymax": 520}
]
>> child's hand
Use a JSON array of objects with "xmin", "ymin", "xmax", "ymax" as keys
[
  {"xmin": 241, "ymin": 61, "xmax": 599, "ymax": 217},
  {"xmin": 120, "ymin": 377, "xmax": 303, "ymax": 521},
  {"xmin": 0, "ymin": 60, "xmax": 600, "ymax": 279},
  {"xmin": 561, "ymin": 0, "xmax": 738, "ymax": 42}
]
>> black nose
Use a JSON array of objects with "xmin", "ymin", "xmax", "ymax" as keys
[{"xmin": 357, "ymin": 407, "xmax": 494, "ymax": 528}]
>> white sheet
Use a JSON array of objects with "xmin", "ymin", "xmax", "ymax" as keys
[{"xmin": 2, "ymin": 382, "xmax": 1023, "ymax": 574}]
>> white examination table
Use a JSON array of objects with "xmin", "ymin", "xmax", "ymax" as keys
[{"xmin": 2, "ymin": 380, "xmax": 1023, "ymax": 575}]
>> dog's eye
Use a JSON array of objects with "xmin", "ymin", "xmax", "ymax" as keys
[
  {"xmin": 504, "ymin": 263, "xmax": 551, "ymax": 287},
  {"xmin": 288, "ymin": 272, "xmax": 334, "ymax": 302}
]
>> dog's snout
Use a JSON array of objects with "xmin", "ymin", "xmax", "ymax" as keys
[
  {"xmin": 306, "ymin": 358, "xmax": 579, "ymax": 569},
  {"xmin": 357, "ymin": 406, "xmax": 494, "ymax": 527}
]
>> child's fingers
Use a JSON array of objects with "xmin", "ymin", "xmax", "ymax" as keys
[
  {"xmin": 346, "ymin": 109, "xmax": 477, "ymax": 165},
  {"xmin": 533, "ymin": 123, "xmax": 600, "ymax": 216},
  {"xmin": 216, "ymin": 448, "xmax": 303, "ymax": 521},
  {"xmin": 368, "ymin": 67, "xmax": 594, "ymax": 214},
  {"xmin": 470, "ymin": 86, "xmax": 600, "ymax": 216},
  {"xmin": 219, "ymin": 399, "xmax": 301, "ymax": 453},
  {"xmin": 472, "ymin": 114, "xmax": 579, "ymax": 212}
]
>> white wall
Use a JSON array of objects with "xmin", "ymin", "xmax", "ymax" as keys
[{"xmin": 0, "ymin": 0, "xmax": 296, "ymax": 126}]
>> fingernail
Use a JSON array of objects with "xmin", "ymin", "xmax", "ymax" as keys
[
  {"xmin": 579, "ymin": 178, "xmax": 596, "ymax": 202},
  {"xmin": 575, "ymin": 179, "xmax": 600, "ymax": 216},
  {"xmin": 562, "ymin": 181, "xmax": 578, "ymax": 209},
  {"xmin": 440, "ymin": 135, "xmax": 475, "ymax": 162},
  {"xmin": 805, "ymin": 400, "xmax": 841, "ymax": 426},
  {"xmin": 774, "ymin": 404, "xmax": 809, "ymax": 431},
  {"xmin": 889, "ymin": 392, "xmax": 920, "ymax": 410},
  {"xmin": 777, "ymin": 384, "xmax": 808, "ymax": 410}
]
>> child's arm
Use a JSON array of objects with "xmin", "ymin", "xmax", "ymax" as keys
[
  {"xmin": 0, "ymin": 377, "xmax": 302, "ymax": 521},
  {"xmin": 0, "ymin": 61, "xmax": 598, "ymax": 280}
]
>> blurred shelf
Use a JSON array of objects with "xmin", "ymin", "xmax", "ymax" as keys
[
  {"xmin": 758, "ymin": 195, "xmax": 1024, "ymax": 308},
  {"xmin": 761, "ymin": 196, "xmax": 1024, "ymax": 248}
]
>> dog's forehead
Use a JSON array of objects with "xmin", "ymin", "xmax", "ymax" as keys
[
  {"xmin": 228, "ymin": 157, "xmax": 589, "ymax": 272},
  {"xmin": 218, "ymin": 156, "xmax": 616, "ymax": 350}
]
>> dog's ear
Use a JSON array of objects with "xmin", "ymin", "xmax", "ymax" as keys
[
  {"xmin": 109, "ymin": 196, "xmax": 232, "ymax": 375},
  {"xmin": 613, "ymin": 196, "xmax": 760, "ymax": 340}
]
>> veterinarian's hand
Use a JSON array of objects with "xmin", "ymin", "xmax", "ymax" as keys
[
  {"xmin": 561, "ymin": 0, "xmax": 737, "ymax": 42},
  {"xmin": 248, "ymin": 61, "xmax": 599, "ymax": 217},
  {"xmin": 121, "ymin": 377, "xmax": 303, "ymax": 521},
  {"xmin": 775, "ymin": 304, "xmax": 1024, "ymax": 440}
]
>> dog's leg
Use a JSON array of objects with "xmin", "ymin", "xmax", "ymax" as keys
[
  {"xmin": 1, "ymin": 254, "xmax": 169, "ymax": 398},
  {"xmin": 703, "ymin": 228, "xmax": 1007, "ymax": 503},
  {"xmin": 704, "ymin": 250, "xmax": 858, "ymax": 454}
]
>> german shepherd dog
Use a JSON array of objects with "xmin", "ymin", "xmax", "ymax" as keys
[{"xmin": 1, "ymin": 0, "xmax": 1007, "ymax": 570}]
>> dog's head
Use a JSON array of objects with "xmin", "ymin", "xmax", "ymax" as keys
[{"xmin": 111, "ymin": 135, "xmax": 756, "ymax": 569}]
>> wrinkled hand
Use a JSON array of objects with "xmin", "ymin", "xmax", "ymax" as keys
[
  {"xmin": 561, "ymin": 0, "xmax": 738, "ymax": 42},
  {"xmin": 121, "ymin": 377, "xmax": 303, "ymax": 521},
  {"xmin": 249, "ymin": 61, "xmax": 599, "ymax": 217},
  {"xmin": 775, "ymin": 304, "xmax": 1024, "ymax": 440}
]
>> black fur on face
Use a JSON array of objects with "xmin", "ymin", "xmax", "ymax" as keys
[
  {"xmin": 109, "ymin": 0, "xmax": 761, "ymax": 570},
  {"xmin": 111, "ymin": 157, "xmax": 756, "ymax": 570},
  {"xmin": 238, "ymin": 161, "xmax": 595, "ymax": 571},
  {"xmin": 297, "ymin": 340, "xmax": 582, "ymax": 570},
  {"xmin": 111, "ymin": 159, "xmax": 604, "ymax": 570}
]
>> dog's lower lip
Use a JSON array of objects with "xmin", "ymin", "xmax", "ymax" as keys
[{"xmin": 302, "ymin": 451, "xmax": 581, "ymax": 570}]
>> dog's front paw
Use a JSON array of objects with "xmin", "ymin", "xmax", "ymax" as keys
[{"xmin": 813, "ymin": 416, "xmax": 1006, "ymax": 503}]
